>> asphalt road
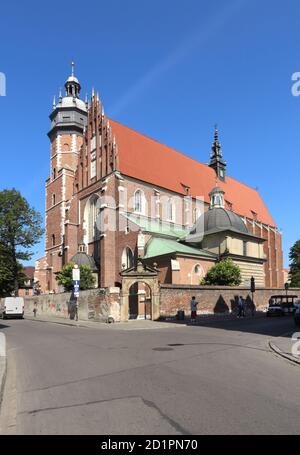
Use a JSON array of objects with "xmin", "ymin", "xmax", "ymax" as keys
[{"xmin": 0, "ymin": 315, "xmax": 299, "ymax": 435}]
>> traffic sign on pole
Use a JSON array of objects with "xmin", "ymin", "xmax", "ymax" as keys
[{"xmin": 72, "ymin": 265, "xmax": 80, "ymax": 282}]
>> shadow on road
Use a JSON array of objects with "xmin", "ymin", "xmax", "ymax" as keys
[
  {"xmin": 159, "ymin": 312, "xmax": 296, "ymax": 338},
  {"xmin": 0, "ymin": 322, "xmax": 12, "ymax": 330}
]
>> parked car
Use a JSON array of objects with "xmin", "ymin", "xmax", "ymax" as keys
[
  {"xmin": 294, "ymin": 308, "xmax": 300, "ymax": 325},
  {"xmin": 266, "ymin": 295, "xmax": 298, "ymax": 317},
  {"xmin": 294, "ymin": 300, "xmax": 300, "ymax": 310},
  {"xmin": 0, "ymin": 297, "xmax": 25, "ymax": 319}
]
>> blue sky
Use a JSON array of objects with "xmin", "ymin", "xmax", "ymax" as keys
[{"xmin": 0, "ymin": 0, "xmax": 299, "ymax": 267}]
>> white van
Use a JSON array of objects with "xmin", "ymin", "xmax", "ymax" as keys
[{"xmin": 0, "ymin": 297, "xmax": 24, "ymax": 319}]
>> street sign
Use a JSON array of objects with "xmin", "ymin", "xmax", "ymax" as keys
[{"xmin": 72, "ymin": 266, "xmax": 80, "ymax": 282}]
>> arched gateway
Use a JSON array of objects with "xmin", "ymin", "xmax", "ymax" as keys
[{"xmin": 120, "ymin": 259, "xmax": 160, "ymax": 322}]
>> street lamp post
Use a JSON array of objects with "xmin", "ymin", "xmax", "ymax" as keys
[
  {"xmin": 285, "ymin": 282, "xmax": 289, "ymax": 300},
  {"xmin": 251, "ymin": 276, "xmax": 256, "ymax": 317}
]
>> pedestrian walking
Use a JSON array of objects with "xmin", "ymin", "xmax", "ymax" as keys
[
  {"xmin": 33, "ymin": 302, "xmax": 37, "ymax": 318},
  {"xmin": 190, "ymin": 296, "xmax": 198, "ymax": 323},
  {"xmin": 237, "ymin": 296, "xmax": 245, "ymax": 318}
]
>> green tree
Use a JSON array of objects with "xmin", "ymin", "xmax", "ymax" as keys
[
  {"xmin": 290, "ymin": 271, "xmax": 300, "ymax": 288},
  {"xmin": 0, "ymin": 189, "xmax": 43, "ymax": 296},
  {"xmin": 56, "ymin": 262, "xmax": 96, "ymax": 291},
  {"xmin": 0, "ymin": 245, "xmax": 28, "ymax": 297},
  {"xmin": 289, "ymin": 240, "xmax": 300, "ymax": 287},
  {"xmin": 201, "ymin": 258, "xmax": 242, "ymax": 286}
]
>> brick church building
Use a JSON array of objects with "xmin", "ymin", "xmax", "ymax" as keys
[{"xmin": 35, "ymin": 65, "xmax": 284, "ymax": 294}]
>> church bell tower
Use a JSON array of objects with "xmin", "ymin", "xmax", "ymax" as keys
[{"xmin": 45, "ymin": 63, "xmax": 88, "ymax": 292}]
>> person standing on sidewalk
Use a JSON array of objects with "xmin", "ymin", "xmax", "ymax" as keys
[
  {"xmin": 33, "ymin": 302, "xmax": 37, "ymax": 318},
  {"xmin": 190, "ymin": 296, "xmax": 198, "ymax": 324},
  {"xmin": 237, "ymin": 296, "xmax": 245, "ymax": 318}
]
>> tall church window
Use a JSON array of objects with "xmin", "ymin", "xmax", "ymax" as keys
[
  {"xmin": 193, "ymin": 207, "xmax": 201, "ymax": 224},
  {"xmin": 85, "ymin": 195, "xmax": 100, "ymax": 243},
  {"xmin": 167, "ymin": 198, "xmax": 175, "ymax": 222},
  {"xmin": 134, "ymin": 190, "xmax": 145, "ymax": 215},
  {"xmin": 243, "ymin": 241, "xmax": 248, "ymax": 256},
  {"xmin": 91, "ymin": 158, "xmax": 96, "ymax": 179},
  {"xmin": 121, "ymin": 247, "xmax": 134, "ymax": 270},
  {"xmin": 91, "ymin": 135, "xmax": 96, "ymax": 151}
]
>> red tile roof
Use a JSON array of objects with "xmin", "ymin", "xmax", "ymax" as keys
[
  {"xmin": 110, "ymin": 119, "xmax": 276, "ymax": 227},
  {"xmin": 24, "ymin": 266, "xmax": 35, "ymax": 280}
]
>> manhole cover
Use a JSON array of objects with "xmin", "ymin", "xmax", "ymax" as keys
[{"xmin": 152, "ymin": 347, "xmax": 174, "ymax": 352}]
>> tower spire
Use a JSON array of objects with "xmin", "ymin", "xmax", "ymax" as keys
[
  {"xmin": 209, "ymin": 125, "xmax": 226, "ymax": 182},
  {"xmin": 71, "ymin": 61, "xmax": 75, "ymax": 77}
]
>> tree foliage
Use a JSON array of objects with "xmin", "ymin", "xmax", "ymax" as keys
[
  {"xmin": 56, "ymin": 262, "xmax": 96, "ymax": 291},
  {"xmin": 201, "ymin": 258, "xmax": 242, "ymax": 286},
  {"xmin": 0, "ymin": 189, "xmax": 43, "ymax": 296},
  {"xmin": 289, "ymin": 240, "xmax": 300, "ymax": 287}
]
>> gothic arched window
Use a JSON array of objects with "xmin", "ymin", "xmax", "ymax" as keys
[
  {"xmin": 134, "ymin": 190, "xmax": 145, "ymax": 215},
  {"xmin": 84, "ymin": 195, "xmax": 100, "ymax": 243},
  {"xmin": 167, "ymin": 198, "xmax": 175, "ymax": 222},
  {"xmin": 121, "ymin": 247, "xmax": 134, "ymax": 270}
]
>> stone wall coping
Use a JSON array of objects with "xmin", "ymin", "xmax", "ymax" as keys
[{"xmin": 160, "ymin": 284, "xmax": 300, "ymax": 292}]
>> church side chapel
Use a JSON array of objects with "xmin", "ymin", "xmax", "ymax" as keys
[{"xmin": 35, "ymin": 65, "xmax": 284, "ymax": 294}]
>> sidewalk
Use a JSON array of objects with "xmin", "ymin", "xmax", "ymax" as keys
[
  {"xmin": 24, "ymin": 311, "xmax": 265, "ymax": 330},
  {"xmin": 24, "ymin": 314, "xmax": 183, "ymax": 330},
  {"xmin": 0, "ymin": 334, "xmax": 7, "ymax": 408},
  {"xmin": 269, "ymin": 334, "xmax": 300, "ymax": 365}
]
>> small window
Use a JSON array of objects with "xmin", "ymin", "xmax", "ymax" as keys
[
  {"xmin": 52, "ymin": 194, "xmax": 56, "ymax": 206},
  {"xmin": 225, "ymin": 200, "xmax": 233, "ymax": 211},
  {"xmin": 52, "ymin": 234, "xmax": 55, "ymax": 247},
  {"xmin": 251, "ymin": 211, "xmax": 258, "ymax": 221},
  {"xmin": 53, "ymin": 168, "xmax": 56, "ymax": 180}
]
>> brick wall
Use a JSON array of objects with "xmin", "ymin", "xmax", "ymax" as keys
[
  {"xmin": 24, "ymin": 288, "xmax": 121, "ymax": 322},
  {"xmin": 160, "ymin": 285, "xmax": 300, "ymax": 317}
]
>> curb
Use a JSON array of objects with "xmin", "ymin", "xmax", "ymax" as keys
[
  {"xmin": 25, "ymin": 316, "xmax": 92, "ymax": 329},
  {"xmin": 269, "ymin": 340, "xmax": 300, "ymax": 366},
  {"xmin": 0, "ymin": 340, "xmax": 7, "ymax": 409}
]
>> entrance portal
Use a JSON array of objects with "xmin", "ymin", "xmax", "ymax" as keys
[
  {"xmin": 128, "ymin": 282, "xmax": 152, "ymax": 320},
  {"xmin": 120, "ymin": 259, "xmax": 160, "ymax": 322}
]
